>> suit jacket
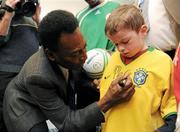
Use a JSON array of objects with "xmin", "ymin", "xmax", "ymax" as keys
[{"xmin": 3, "ymin": 48, "xmax": 104, "ymax": 132}]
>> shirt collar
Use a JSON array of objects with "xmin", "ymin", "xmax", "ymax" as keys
[
  {"xmin": 121, "ymin": 48, "xmax": 148, "ymax": 65},
  {"xmin": 58, "ymin": 65, "xmax": 69, "ymax": 82}
]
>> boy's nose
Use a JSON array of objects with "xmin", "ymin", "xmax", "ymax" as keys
[{"xmin": 118, "ymin": 46, "xmax": 125, "ymax": 53}]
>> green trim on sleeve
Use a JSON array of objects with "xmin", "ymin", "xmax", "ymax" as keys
[{"xmin": 163, "ymin": 112, "xmax": 177, "ymax": 119}]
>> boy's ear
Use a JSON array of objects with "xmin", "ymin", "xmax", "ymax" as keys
[
  {"xmin": 44, "ymin": 48, "xmax": 56, "ymax": 61},
  {"xmin": 139, "ymin": 24, "xmax": 148, "ymax": 35}
]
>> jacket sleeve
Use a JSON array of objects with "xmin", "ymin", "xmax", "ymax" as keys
[
  {"xmin": 160, "ymin": 58, "xmax": 177, "ymax": 118},
  {"xmin": 26, "ymin": 74, "xmax": 104, "ymax": 132}
]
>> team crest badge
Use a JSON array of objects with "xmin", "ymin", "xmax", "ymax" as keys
[{"xmin": 133, "ymin": 68, "xmax": 148, "ymax": 86}]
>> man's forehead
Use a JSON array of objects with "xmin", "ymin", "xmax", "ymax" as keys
[{"xmin": 57, "ymin": 31, "xmax": 85, "ymax": 54}]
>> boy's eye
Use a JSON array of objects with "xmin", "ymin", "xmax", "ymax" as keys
[{"xmin": 122, "ymin": 40, "xmax": 129, "ymax": 44}]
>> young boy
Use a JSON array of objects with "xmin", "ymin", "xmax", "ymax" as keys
[{"xmin": 100, "ymin": 4, "xmax": 177, "ymax": 132}]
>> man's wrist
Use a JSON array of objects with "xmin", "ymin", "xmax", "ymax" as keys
[
  {"xmin": 2, "ymin": 4, "xmax": 15, "ymax": 13},
  {"xmin": 97, "ymin": 96, "xmax": 112, "ymax": 113}
]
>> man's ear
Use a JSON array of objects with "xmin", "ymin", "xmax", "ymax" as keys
[{"xmin": 44, "ymin": 48, "xmax": 56, "ymax": 61}]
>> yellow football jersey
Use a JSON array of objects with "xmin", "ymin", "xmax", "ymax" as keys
[{"xmin": 100, "ymin": 48, "xmax": 176, "ymax": 132}]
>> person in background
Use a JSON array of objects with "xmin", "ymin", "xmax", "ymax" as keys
[
  {"xmin": 0, "ymin": 0, "xmax": 40, "ymax": 131},
  {"xmin": 169, "ymin": 1, "xmax": 180, "ymax": 131},
  {"xmin": 76, "ymin": 0, "xmax": 119, "ymax": 51},
  {"xmin": 3, "ymin": 9, "xmax": 135, "ymax": 132},
  {"xmin": 174, "ymin": 42, "xmax": 180, "ymax": 132},
  {"xmin": 100, "ymin": 4, "xmax": 177, "ymax": 132},
  {"xmin": 133, "ymin": 0, "xmax": 180, "ymax": 59}
]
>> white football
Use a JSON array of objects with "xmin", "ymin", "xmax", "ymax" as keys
[{"xmin": 83, "ymin": 48, "xmax": 111, "ymax": 79}]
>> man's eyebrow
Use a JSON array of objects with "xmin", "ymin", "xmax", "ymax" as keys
[{"xmin": 66, "ymin": 43, "xmax": 86, "ymax": 54}]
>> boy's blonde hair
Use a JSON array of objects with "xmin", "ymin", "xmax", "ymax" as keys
[{"xmin": 105, "ymin": 4, "xmax": 145, "ymax": 36}]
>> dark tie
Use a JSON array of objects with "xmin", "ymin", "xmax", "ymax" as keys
[{"xmin": 67, "ymin": 71, "xmax": 77, "ymax": 110}]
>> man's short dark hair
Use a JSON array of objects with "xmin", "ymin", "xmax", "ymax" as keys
[{"xmin": 39, "ymin": 10, "xmax": 79, "ymax": 51}]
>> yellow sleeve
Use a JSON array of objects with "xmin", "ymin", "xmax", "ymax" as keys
[{"xmin": 160, "ymin": 58, "xmax": 177, "ymax": 118}]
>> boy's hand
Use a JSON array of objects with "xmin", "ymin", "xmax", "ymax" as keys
[{"xmin": 92, "ymin": 79, "xmax": 101, "ymax": 90}]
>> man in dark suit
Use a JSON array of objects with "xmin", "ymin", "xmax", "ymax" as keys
[{"xmin": 3, "ymin": 10, "xmax": 135, "ymax": 132}]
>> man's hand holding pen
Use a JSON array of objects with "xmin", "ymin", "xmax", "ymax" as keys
[{"xmin": 98, "ymin": 73, "xmax": 135, "ymax": 113}]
